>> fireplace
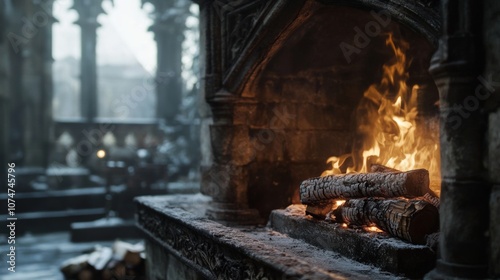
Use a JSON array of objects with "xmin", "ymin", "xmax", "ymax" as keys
[
  {"xmin": 200, "ymin": 0, "xmax": 440, "ymax": 224},
  {"xmin": 136, "ymin": 0, "xmax": 499, "ymax": 279}
]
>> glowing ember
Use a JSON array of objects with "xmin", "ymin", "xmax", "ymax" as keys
[
  {"xmin": 335, "ymin": 200, "xmax": 346, "ymax": 207},
  {"xmin": 365, "ymin": 226, "xmax": 384, "ymax": 233},
  {"xmin": 322, "ymin": 33, "xmax": 440, "ymax": 193}
]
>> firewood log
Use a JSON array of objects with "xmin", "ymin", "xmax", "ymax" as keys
[
  {"xmin": 333, "ymin": 198, "xmax": 439, "ymax": 244},
  {"xmin": 369, "ymin": 163, "xmax": 400, "ymax": 173},
  {"xmin": 300, "ymin": 169, "xmax": 430, "ymax": 204},
  {"xmin": 423, "ymin": 192, "xmax": 440, "ymax": 208},
  {"xmin": 305, "ymin": 202, "xmax": 334, "ymax": 219}
]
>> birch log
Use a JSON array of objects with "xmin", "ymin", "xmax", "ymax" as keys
[
  {"xmin": 333, "ymin": 198, "xmax": 439, "ymax": 244},
  {"xmin": 300, "ymin": 169, "xmax": 430, "ymax": 204}
]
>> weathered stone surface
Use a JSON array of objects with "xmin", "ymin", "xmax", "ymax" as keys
[
  {"xmin": 233, "ymin": 103, "xmax": 258, "ymax": 126},
  {"xmin": 490, "ymin": 185, "xmax": 500, "ymax": 277},
  {"xmin": 483, "ymin": 1, "xmax": 500, "ymax": 275},
  {"xmin": 200, "ymin": 163, "xmax": 248, "ymax": 204},
  {"xmin": 247, "ymin": 128, "xmax": 286, "ymax": 162},
  {"xmin": 209, "ymin": 124, "xmax": 250, "ymax": 165},
  {"xmin": 489, "ymin": 109, "xmax": 500, "ymax": 183},
  {"xmin": 247, "ymin": 162, "xmax": 293, "ymax": 218},
  {"xmin": 287, "ymin": 130, "xmax": 351, "ymax": 162},
  {"xmin": 234, "ymin": 103, "xmax": 297, "ymax": 129},
  {"xmin": 135, "ymin": 195, "xmax": 401, "ymax": 280},
  {"xmin": 269, "ymin": 206, "xmax": 436, "ymax": 278},
  {"xmin": 297, "ymin": 104, "xmax": 351, "ymax": 130}
]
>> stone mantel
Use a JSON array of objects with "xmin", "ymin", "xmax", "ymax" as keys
[{"xmin": 135, "ymin": 194, "xmax": 403, "ymax": 279}]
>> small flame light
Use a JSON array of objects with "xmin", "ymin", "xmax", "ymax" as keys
[{"xmin": 96, "ymin": 149, "xmax": 106, "ymax": 159}]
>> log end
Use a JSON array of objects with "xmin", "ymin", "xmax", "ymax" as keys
[
  {"xmin": 408, "ymin": 202, "xmax": 439, "ymax": 244},
  {"xmin": 305, "ymin": 202, "xmax": 334, "ymax": 219},
  {"xmin": 404, "ymin": 169, "xmax": 431, "ymax": 197}
]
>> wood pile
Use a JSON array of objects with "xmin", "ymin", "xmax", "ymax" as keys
[
  {"xmin": 60, "ymin": 240, "xmax": 145, "ymax": 280},
  {"xmin": 299, "ymin": 164, "xmax": 440, "ymax": 244}
]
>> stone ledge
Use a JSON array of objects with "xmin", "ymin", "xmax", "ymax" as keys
[
  {"xmin": 135, "ymin": 194, "xmax": 402, "ymax": 279},
  {"xmin": 269, "ymin": 205, "xmax": 436, "ymax": 278}
]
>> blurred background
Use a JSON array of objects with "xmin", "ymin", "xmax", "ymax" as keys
[{"xmin": 0, "ymin": 0, "xmax": 201, "ymax": 278}]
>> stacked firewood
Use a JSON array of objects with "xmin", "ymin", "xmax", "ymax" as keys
[
  {"xmin": 60, "ymin": 240, "xmax": 145, "ymax": 280},
  {"xmin": 299, "ymin": 164, "xmax": 440, "ymax": 244}
]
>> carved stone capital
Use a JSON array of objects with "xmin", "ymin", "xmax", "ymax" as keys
[{"xmin": 72, "ymin": 0, "xmax": 105, "ymax": 28}]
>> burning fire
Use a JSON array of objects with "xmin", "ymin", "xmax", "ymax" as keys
[{"xmin": 323, "ymin": 33, "xmax": 440, "ymax": 192}]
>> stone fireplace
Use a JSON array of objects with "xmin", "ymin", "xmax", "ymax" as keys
[
  {"xmin": 136, "ymin": 0, "xmax": 500, "ymax": 279},
  {"xmin": 200, "ymin": 0, "xmax": 440, "ymax": 224}
]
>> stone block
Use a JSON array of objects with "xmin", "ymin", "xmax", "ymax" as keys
[
  {"xmin": 489, "ymin": 109, "xmax": 500, "ymax": 183},
  {"xmin": 201, "ymin": 163, "xmax": 249, "ymax": 205},
  {"xmin": 255, "ymin": 103, "xmax": 298, "ymax": 129},
  {"xmin": 234, "ymin": 102, "xmax": 297, "ymax": 129},
  {"xmin": 258, "ymin": 77, "xmax": 283, "ymax": 102},
  {"xmin": 297, "ymin": 104, "xmax": 351, "ymax": 130},
  {"xmin": 286, "ymin": 130, "xmax": 351, "ymax": 162},
  {"xmin": 209, "ymin": 124, "xmax": 250, "ymax": 165},
  {"xmin": 233, "ymin": 103, "xmax": 257, "ymax": 125},
  {"xmin": 247, "ymin": 128, "xmax": 286, "ymax": 162},
  {"xmin": 145, "ymin": 240, "xmax": 168, "ymax": 280},
  {"xmin": 247, "ymin": 162, "xmax": 293, "ymax": 218},
  {"xmin": 490, "ymin": 184, "xmax": 500, "ymax": 277}
]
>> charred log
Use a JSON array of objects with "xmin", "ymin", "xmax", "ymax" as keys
[
  {"xmin": 305, "ymin": 202, "xmax": 334, "ymax": 219},
  {"xmin": 300, "ymin": 169, "xmax": 430, "ymax": 204},
  {"xmin": 423, "ymin": 192, "xmax": 440, "ymax": 208},
  {"xmin": 333, "ymin": 198, "xmax": 439, "ymax": 244},
  {"xmin": 369, "ymin": 164, "xmax": 400, "ymax": 173}
]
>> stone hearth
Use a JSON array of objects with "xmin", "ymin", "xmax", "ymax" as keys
[{"xmin": 136, "ymin": 194, "xmax": 411, "ymax": 279}]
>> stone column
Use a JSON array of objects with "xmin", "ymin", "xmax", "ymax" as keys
[
  {"xmin": 202, "ymin": 97, "xmax": 262, "ymax": 225},
  {"xmin": 73, "ymin": 0, "xmax": 104, "ymax": 122},
  {"xmin": 145, "ymin": 0, "xmax": 189, "ymax": 122},
  {"xmin": 0, "ymin": 0, "xmax": 10, "ymax": 178},
  {"xmin": 484, "ymin": 0, "xmax": 500, "ymax": 277},
  {"xmin": 198, "ymin": 1, "xmax": 261, "ymax": 225},
  {"xmin": 6, "ymin": 0, "xmax": 54, "ymax": 167},
  {"xmin": 426, "ymin": 0, "xmax": 490, "ymax": 278}
]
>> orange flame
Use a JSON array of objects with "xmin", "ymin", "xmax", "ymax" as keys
[{"xmin": 322, "ymin": 33, "xmax": 440, "ymax": 193}]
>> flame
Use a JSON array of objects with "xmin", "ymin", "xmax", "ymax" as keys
[{"xmin": 322, "ymin": 33, "xmax": 440, "ymax": 192}]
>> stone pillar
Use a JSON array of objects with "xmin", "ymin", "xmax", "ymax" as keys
[
  {"xmin": 0, "ymin": 0, "xmax": 10, "ymax": 179},
  {"xmin": 484, "ymin": 0, "xmax": 500, "ymax": 277},
  {"xmin": 202, "ymin": 95, "xmax": 262, "ymax": 225},
  {"xmin": 6, "ymin": 0, "xmax": 54, "ymax": 167},
  {"xmin": 198, "ymin": 1, "xmax": 261, "ymax": 225},
  {"xmin": 426, "ymin": 0, "xmax": 490, "ymax": 278},
  {"xmin": 73, "ymin": 0, "xmax": 104, "ymax": 122},
  {"xmin": 145, "ymin": 0, "xmax": 189, "ymax": 121}
]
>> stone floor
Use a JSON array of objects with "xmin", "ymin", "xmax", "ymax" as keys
[{"xmin": 0, "ymin": 231, "xmax": 142, "ymax": 280}]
